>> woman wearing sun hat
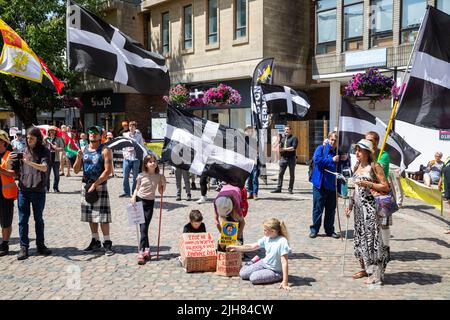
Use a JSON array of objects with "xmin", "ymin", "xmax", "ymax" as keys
[
  {"xmin": 345, "ymin": 139, "xmax": 390, "ymax": 285},
  {"xmin": 0, "ymin": 130, "xmax": 18, "ymax": 257}
]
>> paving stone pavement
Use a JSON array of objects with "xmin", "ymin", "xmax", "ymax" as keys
[{"xmin": 0, "ymin": 164, "xmax": 449, "ymax": 300}]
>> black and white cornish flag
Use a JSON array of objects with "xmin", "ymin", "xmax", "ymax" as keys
[
  {"xmin": 162, "ymin": 105, "xmax": 256, "ymax": 188},
  {"xmin": 261, "ymin": 84, "xmax": 310, "ymax": 118},
  {"xmin": 66, "ymin": 0, "xmax": 170, "ymax": 95},
  {"xmin": 396, "ymin": 6, "xmax": 450, "ymax": 130},
  {"xmin": 340, "ymin": 98, "xmax": 421, "ymax": 170}
]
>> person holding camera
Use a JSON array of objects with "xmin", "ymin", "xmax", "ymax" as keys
[
  {"xmin": 45, "ymin": 126, "xmax": 64, "ymax": 193},
  {"xmin": 0, "ymin": 130, "xmax": 19, "ymax": 257},
  {"xmin": 73, "ymin": 126, "xmax": 114, "ymax": 256},
  {"xmin": 10, "ymin": 127, "xmax": 51, "ymax": 260}
]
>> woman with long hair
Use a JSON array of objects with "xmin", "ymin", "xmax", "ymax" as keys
[
  {"xmin": 12, "ymin": 127, "xmax": 51, "ymax": 260},
  {"xmin": 345, "ymin": 139, "xmax": 390, "ymax": 285}
]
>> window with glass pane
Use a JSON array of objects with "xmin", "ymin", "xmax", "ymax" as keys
[
  {"xmin": 437, "ymin": 0, "xmax": 450, "ymax": 15},
  {"xmin": 208, "ymin": 0, "xmax": 218, "ymax": 44},
  {"xmin": 401, "ymin": 0, "xmax": 426, "ymax": 44},
  {"xmin": 235, "ymin": 0, "xmax": 247, "ymax": 38},
  {"xmin": 316, "ymin": 0, "xmax": 336, "ymax": 54},
  {"xmin": 162, "ymin": 12, "xmax": 169, "ymax": 55},
  {"xmin": 343, "ymin": 2, "xmax": 363, "ymax": 51},
  {"xmin": 370, "ymin": 0, "xmax": 393, "ymax": 48},
  {"xmin": 184, "ymin": 5, "xmax": 192, "ymax": 49}
]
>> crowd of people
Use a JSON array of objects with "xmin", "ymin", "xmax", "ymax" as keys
[{"xmin": 0, "ymin": 121, "xmax": 448, "ymax": 290}]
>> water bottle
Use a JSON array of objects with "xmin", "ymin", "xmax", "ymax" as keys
[
  {"xmin": 340, "ymin": 181, "xmax": 348, "ymax": 198},
  {"xmin": 246, "ymin": 255, "xmax": 260, "ymax": 265}
]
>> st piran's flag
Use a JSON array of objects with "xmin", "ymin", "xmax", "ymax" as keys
[
  {"xmin": 66, "ymin": 0, "xmax": 170, "ymax": 95},
  {"xmin": 162, "ymin": 105, "xmax": 256, "ymax": 188},
  {"xmin": 340, "ymin": 98, "xmax": 421, "ymax": 170},
  {"xmin": 396, "ymin": 6, "xmax": 450, "ymax": 130},
  {"xmin": 105, "ymin": 136, "xmax": 160, "ymax": 161},
  {"xmin": 261, "ymin": 83, "xmax": 310, "ymax": 118}
]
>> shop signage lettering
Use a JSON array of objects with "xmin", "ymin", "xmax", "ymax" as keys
[
  {"xmin": 439, "ymin": 130, "xmax": 450, "ymax": 141},
  {"xmin": 91, "ymin": 96, "xmax": 112, "ymax": 109}
]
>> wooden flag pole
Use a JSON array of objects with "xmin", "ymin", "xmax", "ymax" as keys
[
  {"xmin": 335, "ymin": 98, "xmax": 343, "ymax": 242},
  {"xmin": 378, "ymin": 99, "xmax": 399, "ymax": 161},
  {"xmin": 156, "ymin": 163, "xmax": 165, "ymax": 261}
]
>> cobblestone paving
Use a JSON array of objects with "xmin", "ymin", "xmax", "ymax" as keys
[{"xmin": 0, "ymin": 164, "xmax": 449, "ymax": 300}]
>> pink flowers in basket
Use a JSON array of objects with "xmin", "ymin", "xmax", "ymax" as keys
[
  {"xmin": 203, "ymin": 83, "xmax": 241, "ymax": 107},
  {"xmin": 163, "ymin": 83, "xmax": 241, "ymax": 107},
  {"xmin": 344, "ymin": 67, "xmax": 398, "ymax": 101}
]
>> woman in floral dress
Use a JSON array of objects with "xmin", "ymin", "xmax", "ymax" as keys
[{"xmin": 345, "ymin": 139, "xmax": 390, "ymax": 285}]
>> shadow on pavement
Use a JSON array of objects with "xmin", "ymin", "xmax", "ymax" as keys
[
  {"xmin": 49, "ymin": 247, "xmax": 105, "ymax": 262},
  {"xmin": 154, "ymin": 202, "xmax": 188, "ymax": 211},
  {"xmin": 384, "ymin": 272, "xmax": 442, "ymax": 285},
  {"xmin": 390, "ymin": 250, "xmax": 442, "ymax": 261},
  {"xmin": 289, "ymin": 253, "xmax": 321, "ymax": 260},
  {"xmin": 401, "ymin": 205, "xmax": 450, "ymax": 226},
  {"xmin": 392, "ymin": 237, "xmax": 450, "ymax": 249},
  {"xmin": 288, "ymin": 275, "xmax": 316, "ymax": 287},
  {"xmin": 51, "ymin": 191, "xmax": 81, "ymax": 195}
]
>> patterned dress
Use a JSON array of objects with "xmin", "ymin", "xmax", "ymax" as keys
[{"xmin": 352, "ymin": 168, "xmax": 389, "ymax": 283}]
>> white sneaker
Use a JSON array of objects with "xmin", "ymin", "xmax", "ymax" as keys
[{"xmin": 196, "ymin": 196, "xmax": 207, "ymax": 204}]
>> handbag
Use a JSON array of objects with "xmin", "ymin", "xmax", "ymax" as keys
[
  {"xmin": 370, "ymin": 163, "xmax": 398, "ymax": 218},
  {"xmin": 374, "ymin": 191, "xmax": 398, "ymax": 218},
  {"xmin": 84, "ymin": 183, "xmax": 99, "ymax": 204}
]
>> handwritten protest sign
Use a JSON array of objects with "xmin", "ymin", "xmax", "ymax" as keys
[
  {"xmin": 126, "ymin": 202, "xmax": 145, "ymax": 226},
  {"xmin": 216, "ymin": 251, "xmax": 242, "ymax": 277},
  {"xmin": 179, "ymin": 233, "xmax": 217, "ymax": 272}
]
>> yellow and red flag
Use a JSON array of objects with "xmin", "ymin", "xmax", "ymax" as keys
[{"xmin": 0, "ymin": 19, "xmax": 64, "ymax": 93}]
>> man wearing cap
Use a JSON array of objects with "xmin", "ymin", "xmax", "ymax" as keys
[
  {"xmin": 0, "ymin": 130, "xmax": 18, "ymax": 257},
  {"xmin": 309, "ymin": 131, "xmax": 347, "ymax": 239},
  {"xmin": 73, "ymin": 126, "xmax": 115, "ymax": 256},
  {"xmin": 45, "ymin": 126, "xmax": 65, "ymax": 193},
  {"xmin": 11, "ymin": 131, "xmax": 26, "ymax": 153},
  {"xmin": 213, "ymin": 184, "xmax": 248, "ymax": 243}
]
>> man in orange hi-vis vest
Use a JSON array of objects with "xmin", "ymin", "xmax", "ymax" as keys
[{"xmin": 0, "ymin": 130, "xmax": 19, "ymax": 257}]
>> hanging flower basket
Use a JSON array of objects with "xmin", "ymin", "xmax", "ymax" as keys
[
  {"xmin": 344, "ymin": 67, "xmax": 397, "ymax": 102},
  {"xmin": 203, "ymin": 83, "xmax": 241, "ymax": 107},
  {"xmin": 163, "ymin": 84, "xmax": 190, "ymax": 106}
]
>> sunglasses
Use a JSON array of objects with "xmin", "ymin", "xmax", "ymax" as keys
[{"xmin": 88, "ymin": 130, "xmax": 100, "ymax": 135}]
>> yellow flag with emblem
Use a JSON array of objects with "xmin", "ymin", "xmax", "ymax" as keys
[{"xmin": 0, "ymin": 19, "xmax": 51, "ymax": 84}]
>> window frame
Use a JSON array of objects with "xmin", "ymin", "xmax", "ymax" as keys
[
  {"xmin": 161, "ymin": 11, "xmax": 170, "ymax": 56},
  {"xmin": 206, "ymin": 0, "xmax": 219, "ymax": 48},
  {"xmin": 369, "ymin": 0, "xmax": 393, "ymax": 48},
  {"xmin": 182, "ymin": 4, "xmax": 193, "ymax": 51},
  {"xmin": 400, "ymin": 0, "xmax": 426, "ymax": 44},
  {"xmin": 315, "ymin": 0, "xmax": 337, "ymax": 55},
  {"xmin": 342, "ymin": 0, "xmax": 364, "ymax": 52},
  {"xmin": 234, "ymin": 0, "xmax": 247, "ymax": 40}
]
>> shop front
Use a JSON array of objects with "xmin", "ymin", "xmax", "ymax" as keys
[{"xmin": 81, "ymin": 90, "xmax": 127, "ymax": 135}]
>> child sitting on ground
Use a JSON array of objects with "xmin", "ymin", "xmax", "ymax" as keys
[
  {"xmin": 227, "ymin": 218, "xmax": 291, "ymax": 290},
  {"xmin": 183, "ymin": 210, "xmax": 206, "ymax": 233}
]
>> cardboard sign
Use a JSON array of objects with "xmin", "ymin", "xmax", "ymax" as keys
[
  {"xmin": 216, "ymin": 251, "xmax": 242, "ymax": 277},
  {"xmin": 179, "ymin": 233, "xmax": 217, "ymax": 273},
  {"xmin": 219, "ymin": 221, "xmax": 239, "ymax": 246},
  {"xmin": 126, "ymin": 202, "xmax": 145, "ymax": 226}
]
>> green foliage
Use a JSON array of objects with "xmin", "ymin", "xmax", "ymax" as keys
[{"xmin": 0, "ymin": 0, "xmax": 104, "ymax": 125}]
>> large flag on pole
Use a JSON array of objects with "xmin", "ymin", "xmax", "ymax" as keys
[
  {"xmin": 67, "ymin": 0, "xmax": 170, "ymax": 95},
  {"xmin": 162, "ymin": 105, "xmax": 256, "ymax": 188},
  {"xmin": 396, "ymin": 6, "xmax": 450, "ymax": 130},
  {"xmin": 339, "ymin": 98, "xmax": 421, "ymax": 170},
  {"xmin": 261, "ymin": 83, "xmax": 310, "ymax": 117},
  {"xmin": 0, "ymin": 19, "xmax": 64, "ymax": 93}
]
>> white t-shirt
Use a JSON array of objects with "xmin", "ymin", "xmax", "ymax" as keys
[{"xmin": 257, "ymin": 236, "xmax": 291, "ymax": 272}]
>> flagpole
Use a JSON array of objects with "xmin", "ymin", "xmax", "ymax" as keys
[
  {"xmin": 378, "ymin": 7, "xmax": 429, "ymax": 161},
  {"xmin": 335, "ymin": 97, "xmax": 343, "ymax": 242},
  {"xmin": 156, "ymin": 163, "xmax": 165, "ymax": 261}
]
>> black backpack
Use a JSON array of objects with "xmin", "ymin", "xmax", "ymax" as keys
[{"xmin": 308, "ymin": 145, "xmax": 325, "ymax": 182}]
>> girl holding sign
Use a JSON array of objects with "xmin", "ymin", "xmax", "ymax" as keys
[
  {"xmin": 131, "ymin": 155, "xmax": 166, "ymax": 265},
  {"xmin": 227, "ymin": 218, "xmax": 291, "ymax": 290}
]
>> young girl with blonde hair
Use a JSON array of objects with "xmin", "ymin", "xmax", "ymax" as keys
[{"xmin": 227, "ymin": 218, "xmax": 291, "ymax": 290}]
